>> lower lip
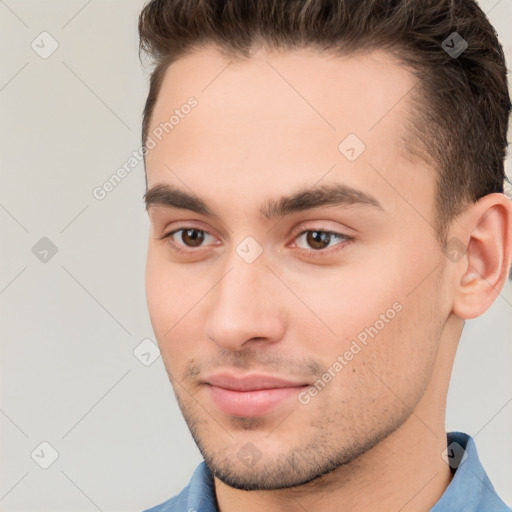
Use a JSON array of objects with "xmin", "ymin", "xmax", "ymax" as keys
[{"xmin": 206, "ymin": 385, "xmax": 307, "ymax": 417}]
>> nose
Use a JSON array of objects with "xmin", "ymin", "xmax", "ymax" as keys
[{"xmin": 204, "ymin": 254, "xmax": 286, "ymax": 352}]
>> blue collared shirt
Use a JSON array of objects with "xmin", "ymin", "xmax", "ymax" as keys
[{"xmin": 143, "ymin": 432, "xmax": 510, "ymax": 512}]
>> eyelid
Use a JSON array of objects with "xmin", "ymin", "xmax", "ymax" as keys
[
  {"xmin": 158, "ymin": 219, "xmax": 219, "ymax": 240},
  {"xmin": 288, "ymin": 220, "xmax": 354, "ymax": 242},
  {"xmin": 160, "ymin": 222, "xmax": 354, "ymax": 256},
  {"xmin": 288, "ymin": 227, "xmax": 353, "ymax": 253},
  {"xmin": 160, "ymin": 227, "xmax": 218, "ymax": 245}
]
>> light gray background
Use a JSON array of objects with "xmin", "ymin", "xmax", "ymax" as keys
[{"xmin": 0, "ymin": 1, "xmax": 511, "ymax": 511}]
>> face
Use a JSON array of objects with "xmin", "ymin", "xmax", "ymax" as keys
[{"xmin": 144, "ymin": 46, "xmax": 452, "ymax": 490}]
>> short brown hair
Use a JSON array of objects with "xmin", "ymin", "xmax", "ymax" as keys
[{"xmin": 138, "ymin": 0, "xmax": 510, "ymax": 242}]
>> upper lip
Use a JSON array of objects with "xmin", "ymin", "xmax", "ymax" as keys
[{"xmin": 204, "ymin": 373, "xmax": 309, "ymax": 391}]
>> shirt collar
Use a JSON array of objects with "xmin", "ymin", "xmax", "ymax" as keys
[
  {"xmin": 430, "ymin": 432, "xmax": 510, "ymax": 511},
  {"xmin": 182, "ymin": 432, "xmax": 509, "ymax": 512}
]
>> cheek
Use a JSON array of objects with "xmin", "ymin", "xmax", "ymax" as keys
[
  {"xmin": 145, "ymin": 247, "xmax": 169, "ymax": 332},
  {"xmin": 145, "ymin": 246, "xmax": 213, "ymax": 371},
  {"xmin": 145, "ymin": 247, "xmax": 190, "ymax": 343},
  {"xmin": 287, "ymin": 260, "xmax": 442, "ymax": 394},
  {"xmin": 286, "ymin": 269, "xmax": 403, "ymax": 347}
]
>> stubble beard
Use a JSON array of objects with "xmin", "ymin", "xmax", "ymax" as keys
[{"xmin": 173, "ymin": 388, "xmax": 413, "ymax": 492}]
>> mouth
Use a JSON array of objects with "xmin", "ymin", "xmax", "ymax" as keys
[{"xmin": 203, "ymin": 373, "xmax": 310, "ymax": 417}]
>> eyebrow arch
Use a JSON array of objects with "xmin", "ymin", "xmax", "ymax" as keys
[
  {"xmin": 261, "ymin": 183, "xmax": 383, "ymax": 219},
  {"xmin": 144, "ymin": 184, "xmax": 213, "ymax": 216},
  {"xmin": 144, "ymin": 182, "xmax": 383, "ymax": 219}
]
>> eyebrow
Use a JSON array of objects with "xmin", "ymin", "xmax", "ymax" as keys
[{"xmin": 144, "ymin": 182, "xmax": 383, "ymax": 219}]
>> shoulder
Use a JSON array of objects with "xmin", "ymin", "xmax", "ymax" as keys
[
  {"xmin": 431, "ymin": 432, "xmax": 511, "ymax": 512},
  {"xmin": 141, "ymin": 486, "xmax": 190, "ymax": 512},
  {"xmin": 141, "ymin": 461, "xmax": 216, "ymax": 512}
]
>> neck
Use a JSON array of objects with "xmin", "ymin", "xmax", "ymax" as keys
[{"xmin": 213, "ymin": 315, "xmax": 462, "ymax": 512}]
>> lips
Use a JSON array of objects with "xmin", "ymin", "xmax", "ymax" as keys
[
  {"xmin": 204, "ymin": 373, "xmax": 309, "ymax": 417},
  {"xmin": 205, "ymin": 373, "xmax": 307, "ymax": 391}
]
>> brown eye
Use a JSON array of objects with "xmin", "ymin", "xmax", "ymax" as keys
[
  {"xmin": 162, "ymin": 227, "xmax": 217, "ymax": 254},
  {"xmin": 180, "ymin": 229, "xmax": 205, "ymax": 247},
  {"xmin": 294, "ymin": 229, "xmax": 350, "ymax": 252},
  {"xmin": 306, "ymin": 231, "xmax": 333, "ymax": 250}
]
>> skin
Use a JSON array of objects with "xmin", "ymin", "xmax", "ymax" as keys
[{"xmin": 144, "ymin": 45, "xmax": 512, "ymax": 512}]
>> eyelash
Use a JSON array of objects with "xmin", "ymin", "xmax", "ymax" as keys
[
  {"xmin": 293, "ymin": 230, "xmax": 354, "ymax": 257},
  {"xmin": 160, "ymin": 226, "xmax": 354, "ymax": 258}
]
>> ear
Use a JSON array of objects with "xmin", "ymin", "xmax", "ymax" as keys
[{"xmin": 450, "ymin": 193, "xmax": 512, "ymax": 319}]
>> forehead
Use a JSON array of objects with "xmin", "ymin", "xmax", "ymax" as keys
[{"xmin": 145, "ymin": 46, "xmax": 433, "ymax": 217}]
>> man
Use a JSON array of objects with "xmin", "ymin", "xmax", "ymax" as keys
[{"xmin": 139, "ymin": 0, "xmax": 512, "ymax": 510}]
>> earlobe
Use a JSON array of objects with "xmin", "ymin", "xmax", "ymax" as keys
[{"xmin": 451, "ymin": 193, "xmax": 512, "ymax": 320}]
